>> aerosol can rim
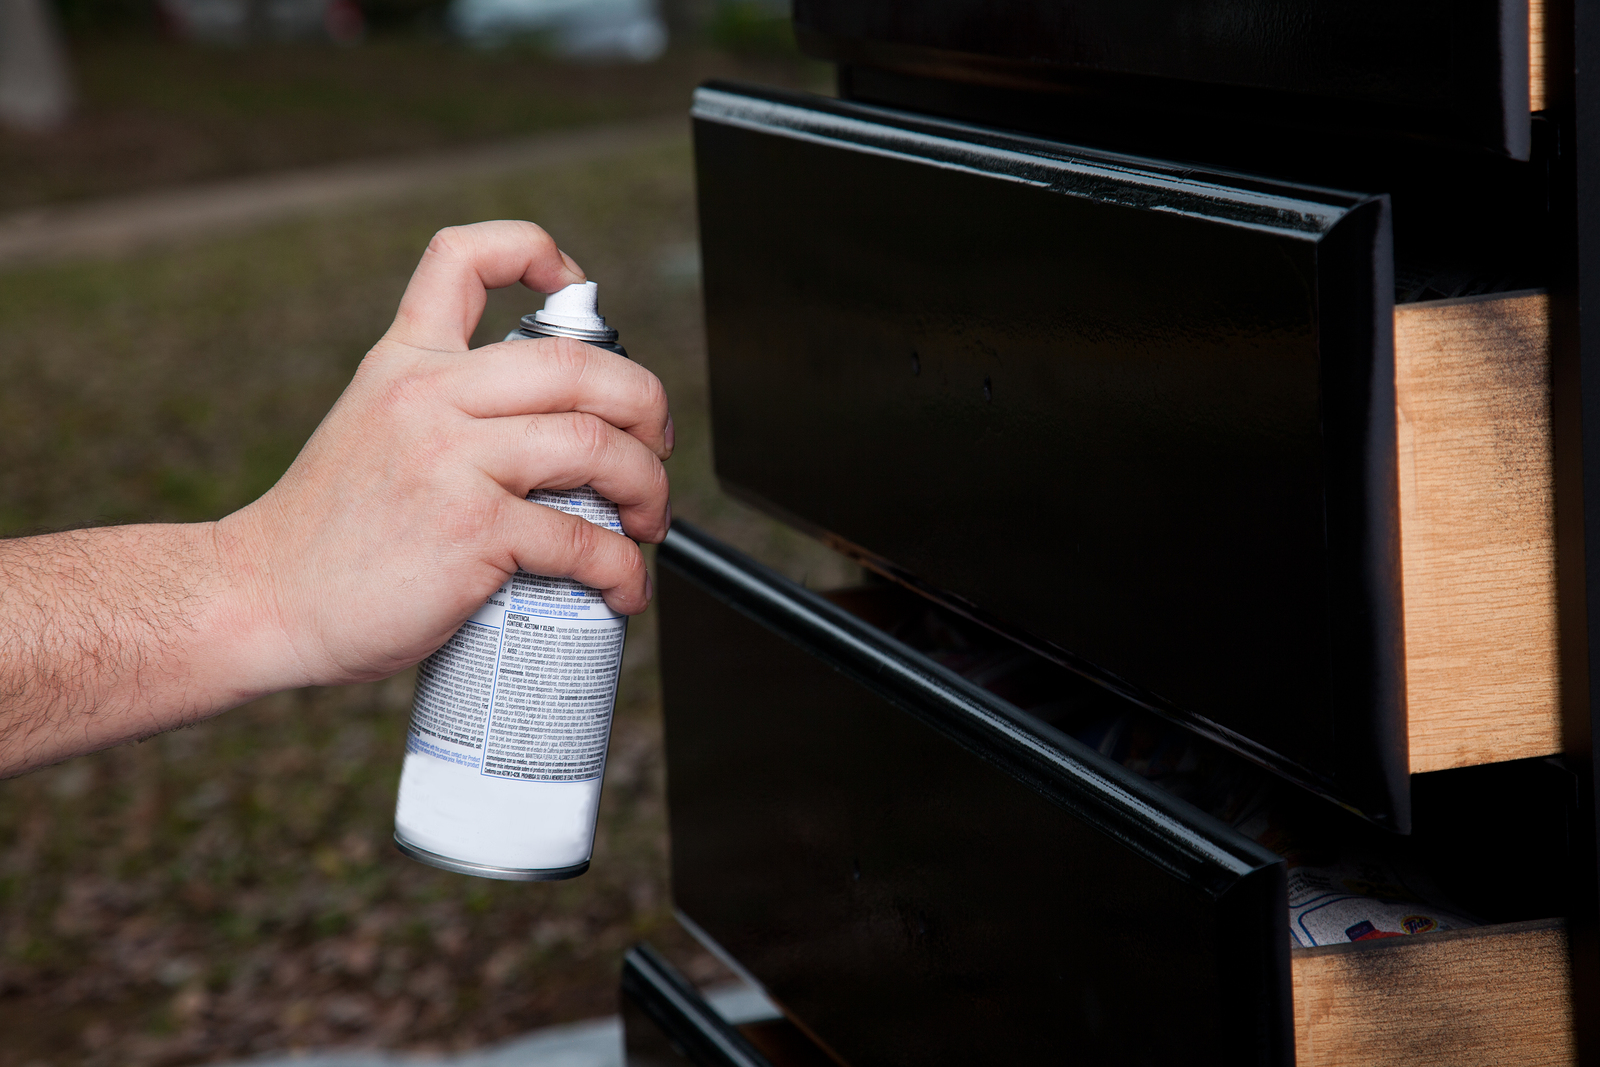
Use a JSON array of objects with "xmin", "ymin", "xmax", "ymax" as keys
[
  {"xmin": 392, "ymin": 832, "xmax": 591, "ymax": 881},
  {"xmin": 518, "ymin": 316, "xmax": 619, "ymax": 345}
]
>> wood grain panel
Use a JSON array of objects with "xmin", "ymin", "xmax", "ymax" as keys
[
  {"xmin": 1396, "ymin": 291, "xmax": 1558, "ymax": 773},
  {"xmin": 1531, "ymin": 0, "xmax": 1547, "ymax": 111},
  {"xmin": 1293, "ymin": 919, "xmax": 1573, "ymax": 1066}
]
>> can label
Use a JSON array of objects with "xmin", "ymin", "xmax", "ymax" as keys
[
  {"xmin": 407, "ymin": 486, "xmax": 627, "ymax": 784},
  {"xmin": 394, "ymin": 485, "xmax": 627, "ymax": 874}
]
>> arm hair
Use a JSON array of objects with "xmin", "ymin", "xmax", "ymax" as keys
[{"xmin": 0, "ymin": 524, "xmax": 253, "ymax": 776}]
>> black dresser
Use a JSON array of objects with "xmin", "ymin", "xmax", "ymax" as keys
[{"xmin": 622, "ymin": 3, "xmax": 1600, "ymax": 1063}]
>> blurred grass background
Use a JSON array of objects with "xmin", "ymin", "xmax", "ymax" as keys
[
  {"xmin": 0, "ymin": 15, "xmax": 857, "ymax": 1067},
  {"xmin": 0, "ymin": 41, "xmax": 812, "ymax": 212}
]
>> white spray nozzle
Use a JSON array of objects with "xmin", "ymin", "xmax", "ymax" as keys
[{"xmin": 535, "ymin": 281, "xmax": 605, "ymax": 330}]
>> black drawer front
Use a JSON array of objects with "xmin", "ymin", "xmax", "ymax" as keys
[
  {"xmin": 694, "ymin": 84, "xmax": 1406, "ymax": 829},
  {"xmin": 796, "ymin": 0, "xmax": 1531, "ymax": 158},
  {"xmin": 658, "ymin": 523, "xmax": 1289, "ymax": 1067}
]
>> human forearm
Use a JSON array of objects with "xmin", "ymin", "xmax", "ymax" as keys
[{"xmin": 0, "ymin": 522, "xmax": 297, "ymax": 776}]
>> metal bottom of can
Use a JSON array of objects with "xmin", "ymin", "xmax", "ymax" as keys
[{"xmin": 392, "ymin": 832, "xmax": 590, "ymax": 882}]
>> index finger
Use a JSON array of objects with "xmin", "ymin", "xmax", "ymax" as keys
[
  {"xmin": 387, "ymin": 221, "xmax": 586, "ymax": 352},
  {"xmin": 442, "ymin": 336, "xmax": 672, "ymax": 460}
]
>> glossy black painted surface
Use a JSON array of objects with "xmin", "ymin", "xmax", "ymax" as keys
[
  {"xmin": 658, "ymin": 522, "xmax": 1290, "ymax": 1066},
  {"xmin": 620, "ymin": 944, "xmax": 772, "ymax": 1067},
  {"xmin": 836, "ymin": 66, "xmax": 1555, "ymax": 302},
  {"xmin": 693, "ymin": 83, "xmax": 1407, "ymax": 828},
  {"xmin": 796, "ymin": 0, "xmax": 1531, "ymax": 157}
]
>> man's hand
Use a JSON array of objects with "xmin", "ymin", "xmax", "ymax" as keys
[{"xmin": 0, "ymin": 220, "xmax": 672, "ymax": 776}]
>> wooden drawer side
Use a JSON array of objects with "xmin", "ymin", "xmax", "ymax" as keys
[
  {"xmin": 1292, "ymin": 919, "xmax": 1573, "ymax": 1066},
  {"xmin": 1396, "ymin": 291, "xmax": 1559, "ymax": 773},
  {"xmin": 1531, "ymin": 0, "xmax": 1548, "ymax": 111}
]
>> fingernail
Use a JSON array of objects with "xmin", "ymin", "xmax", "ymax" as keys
[
  {"xmin": 664, "ymin": 413, "xmax": 675, "ymax": 454},
  {"xmin": 558, "ymin": 249, "xmax": 585, "ymax": 280},
  {"xmin": 644, "ymin": 571, "xmax": 654, "ymax": 602}
]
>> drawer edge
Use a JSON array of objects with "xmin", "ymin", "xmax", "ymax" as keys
[{"xmin": 657, "ymin": 521, "xmax": 1282, "ymax": 897}]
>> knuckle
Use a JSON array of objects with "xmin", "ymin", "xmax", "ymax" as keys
[
  {"xmin": 544, "ymin": 336, "xmax": 595, "ymax": 380},
  {"xmin": 425, "ymin": 226, "xmax": 471, "ymax": 260},
  {"xmin": 636, "ymin": 371, "xmax": 669, "ymax": 419},
  {"xmin": 561, "ymin": 412, "xmax": 612, "ymax": 463},
  {"xmin": 515, "ymin": 220, "xmax": 555, "ymax": 249},
  {"xmin": 647, "ymin": 460, "xmax": 671, "ymax": 505},
  {"xmin": 620, "ymin": 542, "xmax": 646, "ymax": 580},
  {"xmin": 557, "ymin": 514, "xmax": 600, "ymax": 572}
]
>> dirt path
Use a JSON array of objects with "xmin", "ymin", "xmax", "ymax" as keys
[{"xmin": 0, "ymin": 116, "xmax": 686, "ymax": 269}]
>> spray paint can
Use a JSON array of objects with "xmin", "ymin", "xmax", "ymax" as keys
[{"xmin": 393, "ymin": 282, "xmax": 631, "ymax": 881}]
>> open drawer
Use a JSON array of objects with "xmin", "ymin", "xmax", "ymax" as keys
[
  {"xmin": 621, "ymin": 927, "xmax": 1575, "ymax": 1067},
  {"xmin": 796, "ymin": 0, "xmax": 1555, "ymax": 159},
  {"xmin": 658, "ymin": 523, "xmax": 1577, "ymax": 1067},
  {"xmin": 694, "ymin": 82, "xmax": 1558, "ymax": 830},
  {"xmin": 1293, "ymin": 918, "xmax": 1572, "ymax": 1065}
]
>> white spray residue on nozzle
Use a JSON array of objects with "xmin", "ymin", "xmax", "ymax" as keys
[{"xmin": 535, "ymin": 280, "xmax": 606, "ymax": 330}]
